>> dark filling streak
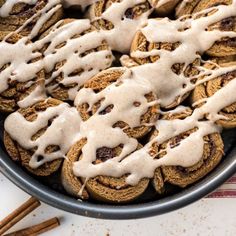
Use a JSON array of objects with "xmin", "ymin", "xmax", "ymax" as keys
[
  {"xmin": 96, "ymin": 147, "xmax": 116, "ymax": 162},
  {"xmin": 220, "ymin": 17, "xmax": 235, "ymax": 31},
  {"xmin": 99, "ymin": 104, "xmax": 114, "ymax": 115}
]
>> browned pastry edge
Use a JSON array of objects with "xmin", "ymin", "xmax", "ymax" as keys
[
  {"xmin": 61, "ymin": 138, "xmax": 89, "ymax": 199},
  {"xmin": 155, "ymin": 0, "xmax": 181, "ymax": 16}
]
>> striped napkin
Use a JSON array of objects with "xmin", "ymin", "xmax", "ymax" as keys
[{"xmin": 208, "ymin": 175, "xmax": 236, "ymax": 198}]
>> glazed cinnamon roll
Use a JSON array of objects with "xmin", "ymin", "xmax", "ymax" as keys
[
  {"xmin": 0, "ymin": 0, "xmax": 63, "ymax": 38},
  {"xmin": 62, "ymin": 139, "xmax": 149, "ymax": 203},
  {"xmin": 0, "ymin": 31, "xmax": 45, "ymax": 113},
  {"xmin": 4, "ymin": 98, "xmax": 81, "ymax": 176},
  {"xmin": 150, "ymin": 107, "xmax": 224, "ymax": 190},
  {"xmin": 76, "ymin": 67, "xmax": 159, "ymax": 139},
  {"xmin": 87, "ymin": 0, "xmax": 153, "ymax": 52},
  {"xmin": 130, "ymin": 27, "xmax": 200, "ymax": 108},
  {"xmin": 191, "ymin": 61, "xmax": 236, "ymax": 128},
  {"xmin": 176, "ymin": 0, "xmax": 236, "ymax": 57},
  {"xmin": 39, "ymin": 18, "xmax": 114, "ymax": 101}
]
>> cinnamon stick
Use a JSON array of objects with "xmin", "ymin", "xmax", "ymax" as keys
[
  {"xmin": 3, "ymin": 217, "xmax": 60, "ymax": 236},
  {"xmin": 0, "ymin": 197, "xmax": 40, "ymax": 235}
]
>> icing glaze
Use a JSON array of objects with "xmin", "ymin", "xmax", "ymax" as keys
[{"xmin": 1, "ymin": 0, "xmax": 236, "ymax": 186}]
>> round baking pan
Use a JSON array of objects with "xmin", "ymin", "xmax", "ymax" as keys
[{"xmin": 0, "ymin": 112, "xmax": 235, "ymax": 219}]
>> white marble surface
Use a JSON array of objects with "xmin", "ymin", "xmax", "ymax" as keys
[{"xmin": 0, "ymin": 173, "xmax": 236, "ymax": 236}]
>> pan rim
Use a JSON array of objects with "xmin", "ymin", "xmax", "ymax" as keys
[{"xmin": 0, "ymin": 146, "xmax": 235, "ymax": 219}]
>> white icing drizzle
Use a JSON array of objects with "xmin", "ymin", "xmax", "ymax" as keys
[
  {"xmin": 131, "ymin": 2, "xmax": 236, "ymax": 107},
  {"xmin": 0, "ymin": 0, "xmax": 63, "ymax": 106},
  {"xmin": 5, "ymin": 101, "xmax": 82, "ymax": 168},
  {"xmin": 0, "ymin": 18, "xmax": 114, "ymax": 101},
  {"xmin": 73, "ymin": 1, "xmax": 236, "ymax": 185},
  {"xmin": 17, "ymin": 84, "xmax": 47, "ymax": 108},
  {"xmin": 74, "ymin": 75, "xmax": 236, "ymax": 185},
  {"xmin": 88, "ymin": 0, "xmax": 154, "ymax": 52},
  {"xmin": 0, "ymin": 0, "xmax": 37, "ymax": 17},
  {"xmin": 37, "ymin": 19, "xmax": 114, "ymax": 100},
  {"xmin": 2, "ymin": 0, "xmax": 236, "ymax": 186},
  {"xmin": 1, "ymin": 0, "xmax": 62, "ymax": 39},
  {"xmin": 62, "ymin": 0, "xmax": 99, "ymax": 10}
]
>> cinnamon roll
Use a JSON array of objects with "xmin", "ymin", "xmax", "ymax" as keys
[
  {"xmin": 191, "ymin": 61, "xmax": 236, "ymax": 128},
  {"xmin": 176, "ymin": 0, "xmax": 236, "ymax": 57},
  {"xmin": 4, "ymin": 98, "xmax": 81, "ymax": 176},
  {"xmin": 0, "ymin": 31, "xmax": 45, "ymax": 113},
  {"xmin": 76, "ymin": 67, "xmax": 159, "ymax": 139},
  {"xmin": 87, "ymin": 0, "xmax": 153, "ymax": 52},
  {"xmin": 0, "ymin": 0, "xmax": 63, "ymax": 38},
  {"xmin": 39, "ymin": 18, "xmax": 114, "ymax": 101},
  {"xmin": 150, "ymin": 107, "xmax": 224, "ymax": 189},
  {"xmin": 62, "ymin": 139, "xmax": 149, "ymax": 203},
  {"xmin": 130, "ymin": 27, "xmax": 200, "ymax": 108}
]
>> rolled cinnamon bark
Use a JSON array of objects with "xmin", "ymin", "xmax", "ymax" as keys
[
  {"xmin": 150, "ymin": 108, "xmax": 224, "ymax": 189},
  {"xmin": 39, "ymin": 18, "xmax": 114, "ymax": 101},
  {"xmin": 176, "ymin": 0, "xmax": 236, "ymax": 57},
  {"xmin": 0, "ymin": 31, "xmax": 45, "ymax": 113},
  {"xmin": 130, "ymin": 28, "xmax": 200, "ymax": 108},
  {"xmin": 4, "ymin": 99, "xmax": 63, "ymax": 176},
  {"xmin": 191, "ymin": 61, "xmax": 236, "ymax": 128},
  {"xmin": 0, "ymin": 0, "xmax": 63, "ymax": 38},
  {"xmin": 77, "ymin": 67, "xmax": 159, "ymax": 139},
  {"xmin": 62, "ymin": 140, "xmax": 149, "ymax": 203}
]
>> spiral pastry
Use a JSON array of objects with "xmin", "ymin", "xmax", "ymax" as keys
[
  {"xmin": 130, "ymin": 26, "xmax": 200, "ymax": 108},
  {"xmin": 191, "ymin": 60, "xmax": 236, "ymax": 128},
  {"xmin": 62, "ymin": 139, "xmax": 149, "ymax": 203},
  {"xmin": 76, "ymin": 67, "xmax": 159, "ymax": 139},
  {"xmin": 0, "ymin": 0, "xmax": 63, "ymax": 38},
  {"xmin": 0, "ymin": 31, "xmax": 45, "ymax": 113},
  {"xmin": 4, "ymin": 99, "xmax": 68, "ymax": 176},
  {"xmin": 150, "ymin": 107, "xmax": 224, "ymax": 189},
  {"xmin": 40, "ymin": 18, "xmax": 114, "ymax": 101},
  {"xmin": 176, "ymin": 0, "xmax": 236, "ymax": 57},
  {"xmin": 87, "ymin": 0, "xmax": 153, "ymax": 52}
]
